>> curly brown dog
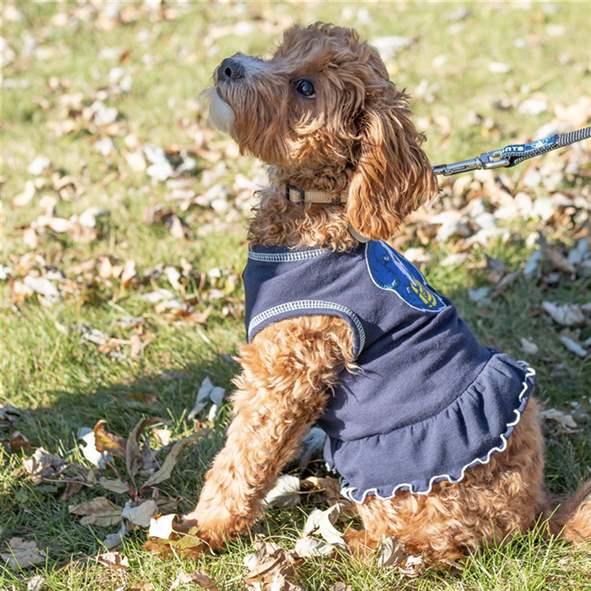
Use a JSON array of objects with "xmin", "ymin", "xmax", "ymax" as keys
[{"xmin": 183, "ymin": 23, "xmax": 591, "ymax": 564}]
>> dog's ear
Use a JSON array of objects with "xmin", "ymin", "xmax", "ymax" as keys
[{"xmin": 346, "ymin": 88, "xmax": 438, "ymax": 240}]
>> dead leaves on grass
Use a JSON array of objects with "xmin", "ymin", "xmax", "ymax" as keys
[
  {"xmin": 13, "ymin": 416, "xmax": 202, "ymax": 563},
  {"xmin": 244, "ymin": 539, "xmax": 304, "ymax": 591},
  {"xmin": 1, "ymin": 538, "xmax": 46, "ymax": 570}
]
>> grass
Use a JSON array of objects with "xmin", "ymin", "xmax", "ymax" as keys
[{"xmin": 1, "ymin": 1, "xmax": 590, "ymax": 589}]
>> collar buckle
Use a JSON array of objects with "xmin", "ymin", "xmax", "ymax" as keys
[{"xmin": 285, "ymin": 183, "xmax": 305, "ymax": 203}]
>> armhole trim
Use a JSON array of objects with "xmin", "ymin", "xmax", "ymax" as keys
[
  {"xmin": 248, "ymin": 249, "xmax": 328, "ymax": 262},
  {"xmin": 248, "ymin": 300, "xmax": 366, "ymax": 356}
]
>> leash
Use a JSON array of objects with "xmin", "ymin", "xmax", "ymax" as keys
[{"xmin": 432, "ymin": 125, "xmax": 591, "ymax": 176}]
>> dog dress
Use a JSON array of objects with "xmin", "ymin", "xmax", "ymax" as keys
[{"xmin": 243, "ymin": 241, "xmax": 535, "ymax": 503}]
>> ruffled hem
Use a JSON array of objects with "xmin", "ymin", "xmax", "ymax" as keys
[{"xmin": 330, "ymin": 355, "xmax": 536, "ymax": 504}]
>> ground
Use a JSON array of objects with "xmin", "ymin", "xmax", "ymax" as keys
[{"xmin": 1, "ymin": 2, "xmax": 590, "ymax": 590}]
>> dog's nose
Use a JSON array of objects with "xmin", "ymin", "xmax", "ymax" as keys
[{"xmin": 217, "ymin": 57, "xmax": 245, "ymax": 82}]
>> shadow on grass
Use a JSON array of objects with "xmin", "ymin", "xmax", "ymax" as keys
[{"xmin": 2, "ymin": 277, "xmax": 590, "ymax": 572}]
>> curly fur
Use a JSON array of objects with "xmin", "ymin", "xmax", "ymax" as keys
[{"xmin": 185, "ymin": 22, "xmax": 591, "ymax": 563}]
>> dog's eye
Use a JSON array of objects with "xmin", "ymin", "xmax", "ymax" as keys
[{"xmin": 294, "ymin": 78, "xmax": 315, "ymax": 98}]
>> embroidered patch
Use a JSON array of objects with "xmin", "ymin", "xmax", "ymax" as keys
[{"xmin": 365, "ymin": 241, "xmax": 445, "ymax": 312}]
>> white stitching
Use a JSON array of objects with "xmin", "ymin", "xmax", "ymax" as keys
[
  {"xmin": 248, "ymin": 300, "xmax": 366, "ymax": 354},
  {"xmin": 339, "ymin": 362, "xmax": 536, "ymax": 503},
  {"xmin": 248, "ymin": 249, "xmax": 328, "ymax": 262}
]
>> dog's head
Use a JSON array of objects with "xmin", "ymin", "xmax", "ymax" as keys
[{"xmin": 210, "ymin": 23, "xmax": 437, "ymax": 239}]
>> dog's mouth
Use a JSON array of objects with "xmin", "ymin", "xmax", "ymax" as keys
[{"xmin": 208, "ymin": 86, "xmax": 236, "ymax": 134}]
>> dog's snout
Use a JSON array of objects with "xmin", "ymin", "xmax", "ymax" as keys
[{"xmin": 217, "ymin": 57, "xmax": 245, "ymax": 82}]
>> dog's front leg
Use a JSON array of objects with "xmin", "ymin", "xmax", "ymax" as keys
[{"xmin": 183, "ymin": 316, "xmax": 353, "ymax": 549}]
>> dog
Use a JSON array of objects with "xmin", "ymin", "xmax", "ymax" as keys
[{"xmin": 183, "ymin": 23, "xmax": 591, "ymax": 564}]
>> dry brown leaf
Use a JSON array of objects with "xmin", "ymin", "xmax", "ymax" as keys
[
  {"xmin": 1, "ymin": 537, "xmax": 45, "ymax": 569},
  {"xmin": 244, "ymin": 539, "xmax": 303, "ymax": 591},
  {"xmin": 492, "ymin": 271, "xmax": 520, "ymax": 298},
  {"xmin": 93, "ymin": 420, "xmax": 126, "ymax": 457},
  {"xmin": 99, "ymin": 477, "xmax": 129, "ymax": 494},
  {"xmin": 96, "ymin": 550, "xmax": 129, "ymax": 570},
  {"xmin": 545, "ymin": 247, "xmax": 576, "ymax": 274},
  {"xmin": 2, "ymin": 430, "xmax": 32, "ymax": 453},
  {"xmin": 170, "ymin": 571, "xmax": 220, "ymax": 591},
  {"xmin": 126, "ymin": 417, "xmax": 160, "ymax": 479},
  {"xmin": 143, "ymin": 525, "xmax": 206, "ymax": 560},
  {"xmin": 142, "ymin": 432, "xmax": 199, "ymax": 488},
  {"xmin": 23, "ymin": 447, "xmax": 67, "ymax": 485},
  {"xmin": 69, "ymin": 496, "xmax": 123, "ymax": 527}
]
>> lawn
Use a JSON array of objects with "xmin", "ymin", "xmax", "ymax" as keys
[{"xmin": 1, "ymin": 1, "xmax": 590, "ymax": 590}]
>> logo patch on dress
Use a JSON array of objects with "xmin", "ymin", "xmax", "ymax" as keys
[{"xmin": 365, "ymin": 241, "xmax": 445, "ymax": 312}]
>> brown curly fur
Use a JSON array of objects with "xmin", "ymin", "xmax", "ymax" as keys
[{"xmin": 184, "ymin": 23, "xmax": 591, "ymax": 563}]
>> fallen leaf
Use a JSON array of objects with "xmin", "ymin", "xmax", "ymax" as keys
[
  {"xmin": 122, "ymin": 499, "xmax": 157, "ymax": 528},
  {"xmin": 152, "ymin": 427, "xmax": 172, "ymax": 447},
  {"xmin": 520, "ymin": 338, "xmax": 539, "ymax": 356},
  {"xmin": 541, "ymin": 408, "xmax": 579, "ymax": 433},
  {"xmin": 559, "ymin": 335, "xmax": 588, "ymax": 358},
  {"xmin": 23, "ymin": 447, "xmax": 67, "ymax": 484},
  {"xmin": 492, "ymin": 271, "xmax": 520, "ymax": 298},
  {"xmin": 142, "ymin": 433, "xmax": 199, "ymax": 488},
  {"xmin": 26, "ymin": 574, "xmax": 46, "ymax": 591},
  {"xmin": 93, "ymin": 420, "xmax": 126, "ymax": 457},
  {"xmin": 264, "ymin": 475, "xmax": 301, "ymax": 508},
  {"xmin": 148, "ymin": 513, "xmax": 176, "ymax": 540},
  {"xmin": 188, "ymin": 377, "xmax": 226, "ymax": 420},
  {"xmin": 301, "ymin": 476, "xmax": 342, "ymax": 504},
  {"xmin": 545, "ymin": 247, "xmax": 576, "ymax": 274},
  {"xmin": 69, "ymin": 496, "xmax": 123, "ymax": 527},
  {"xmin": 144, "ymin": 526, "xmax": 206, "ymax": 559},
  {"xmin": 126, "ymin": 417, "xmax": 160, "ymax": 479},
  {"xmin": 0, "ymin": 403, "xmax": 20, "ymax": 425},
  {"xmin": 468, "ymin": 287, "xmax": 491, "ymax": 304},
  {"xmin": 96, "ymin": 550, "xmax": 129, "ymax": 570},
  {"xmin": 99, "ymin": 477, "xmax": 129, "ymax": 494},
  {"xmin": 294, "ymin": 535, "xmax": 334, "ymax": 558},
  {"xmin": 523, "ymin": 250, "xmax": 542, "ymax": 280},
  {"xmin": 78, "ymin": 427, "xmax": 110, "ymax": 469},
  {"xmin": 542, "ymin": 302, "xmax": 586, "ymax": 326},
  {"xmin": 399, "ymin": 554, "xmax": 425, "ymax": 576},
  {"xmin": 295, "ymin": 504, "xmax": 347, "ymax": 559},
  {"xmin": 2, "ymin": 430, "xmax": 32, "ymax": 452},
  {"xmin": 103, "ymin": 522, "xmax": 129, "ymax": 550},
  {"xmin": 170, "ymin": 571, "xmax": 220, "ymax": 591},
  {"xmin": 1, "ymin": 538, "xmax": 45, "ymax": 569},
  {"xmin": 244, "ymin": 539, "xmax": 303, "ymax": 591}
]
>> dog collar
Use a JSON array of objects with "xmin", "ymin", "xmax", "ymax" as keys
[{"xmin": 282, "ymin": 183, "xmax": 345, "ymax": 205}]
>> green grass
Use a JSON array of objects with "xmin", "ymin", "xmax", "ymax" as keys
[{"xmin": 1, "ymin": 1, "xmax": 590, "ymax": 589}]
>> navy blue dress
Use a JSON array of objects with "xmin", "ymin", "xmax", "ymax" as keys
[{"xmin": 243, "ymin": 241, "xmax": 535, "ymax": 503}]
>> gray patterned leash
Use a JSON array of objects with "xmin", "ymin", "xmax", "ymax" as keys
[{"xmin": 432, "ymin": 126, "xmax": 591, "ymax": 176}]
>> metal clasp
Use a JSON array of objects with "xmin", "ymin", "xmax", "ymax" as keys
[{"xmin": 285, "ymin": 183, "xmax": 305, "ymax": 203}]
